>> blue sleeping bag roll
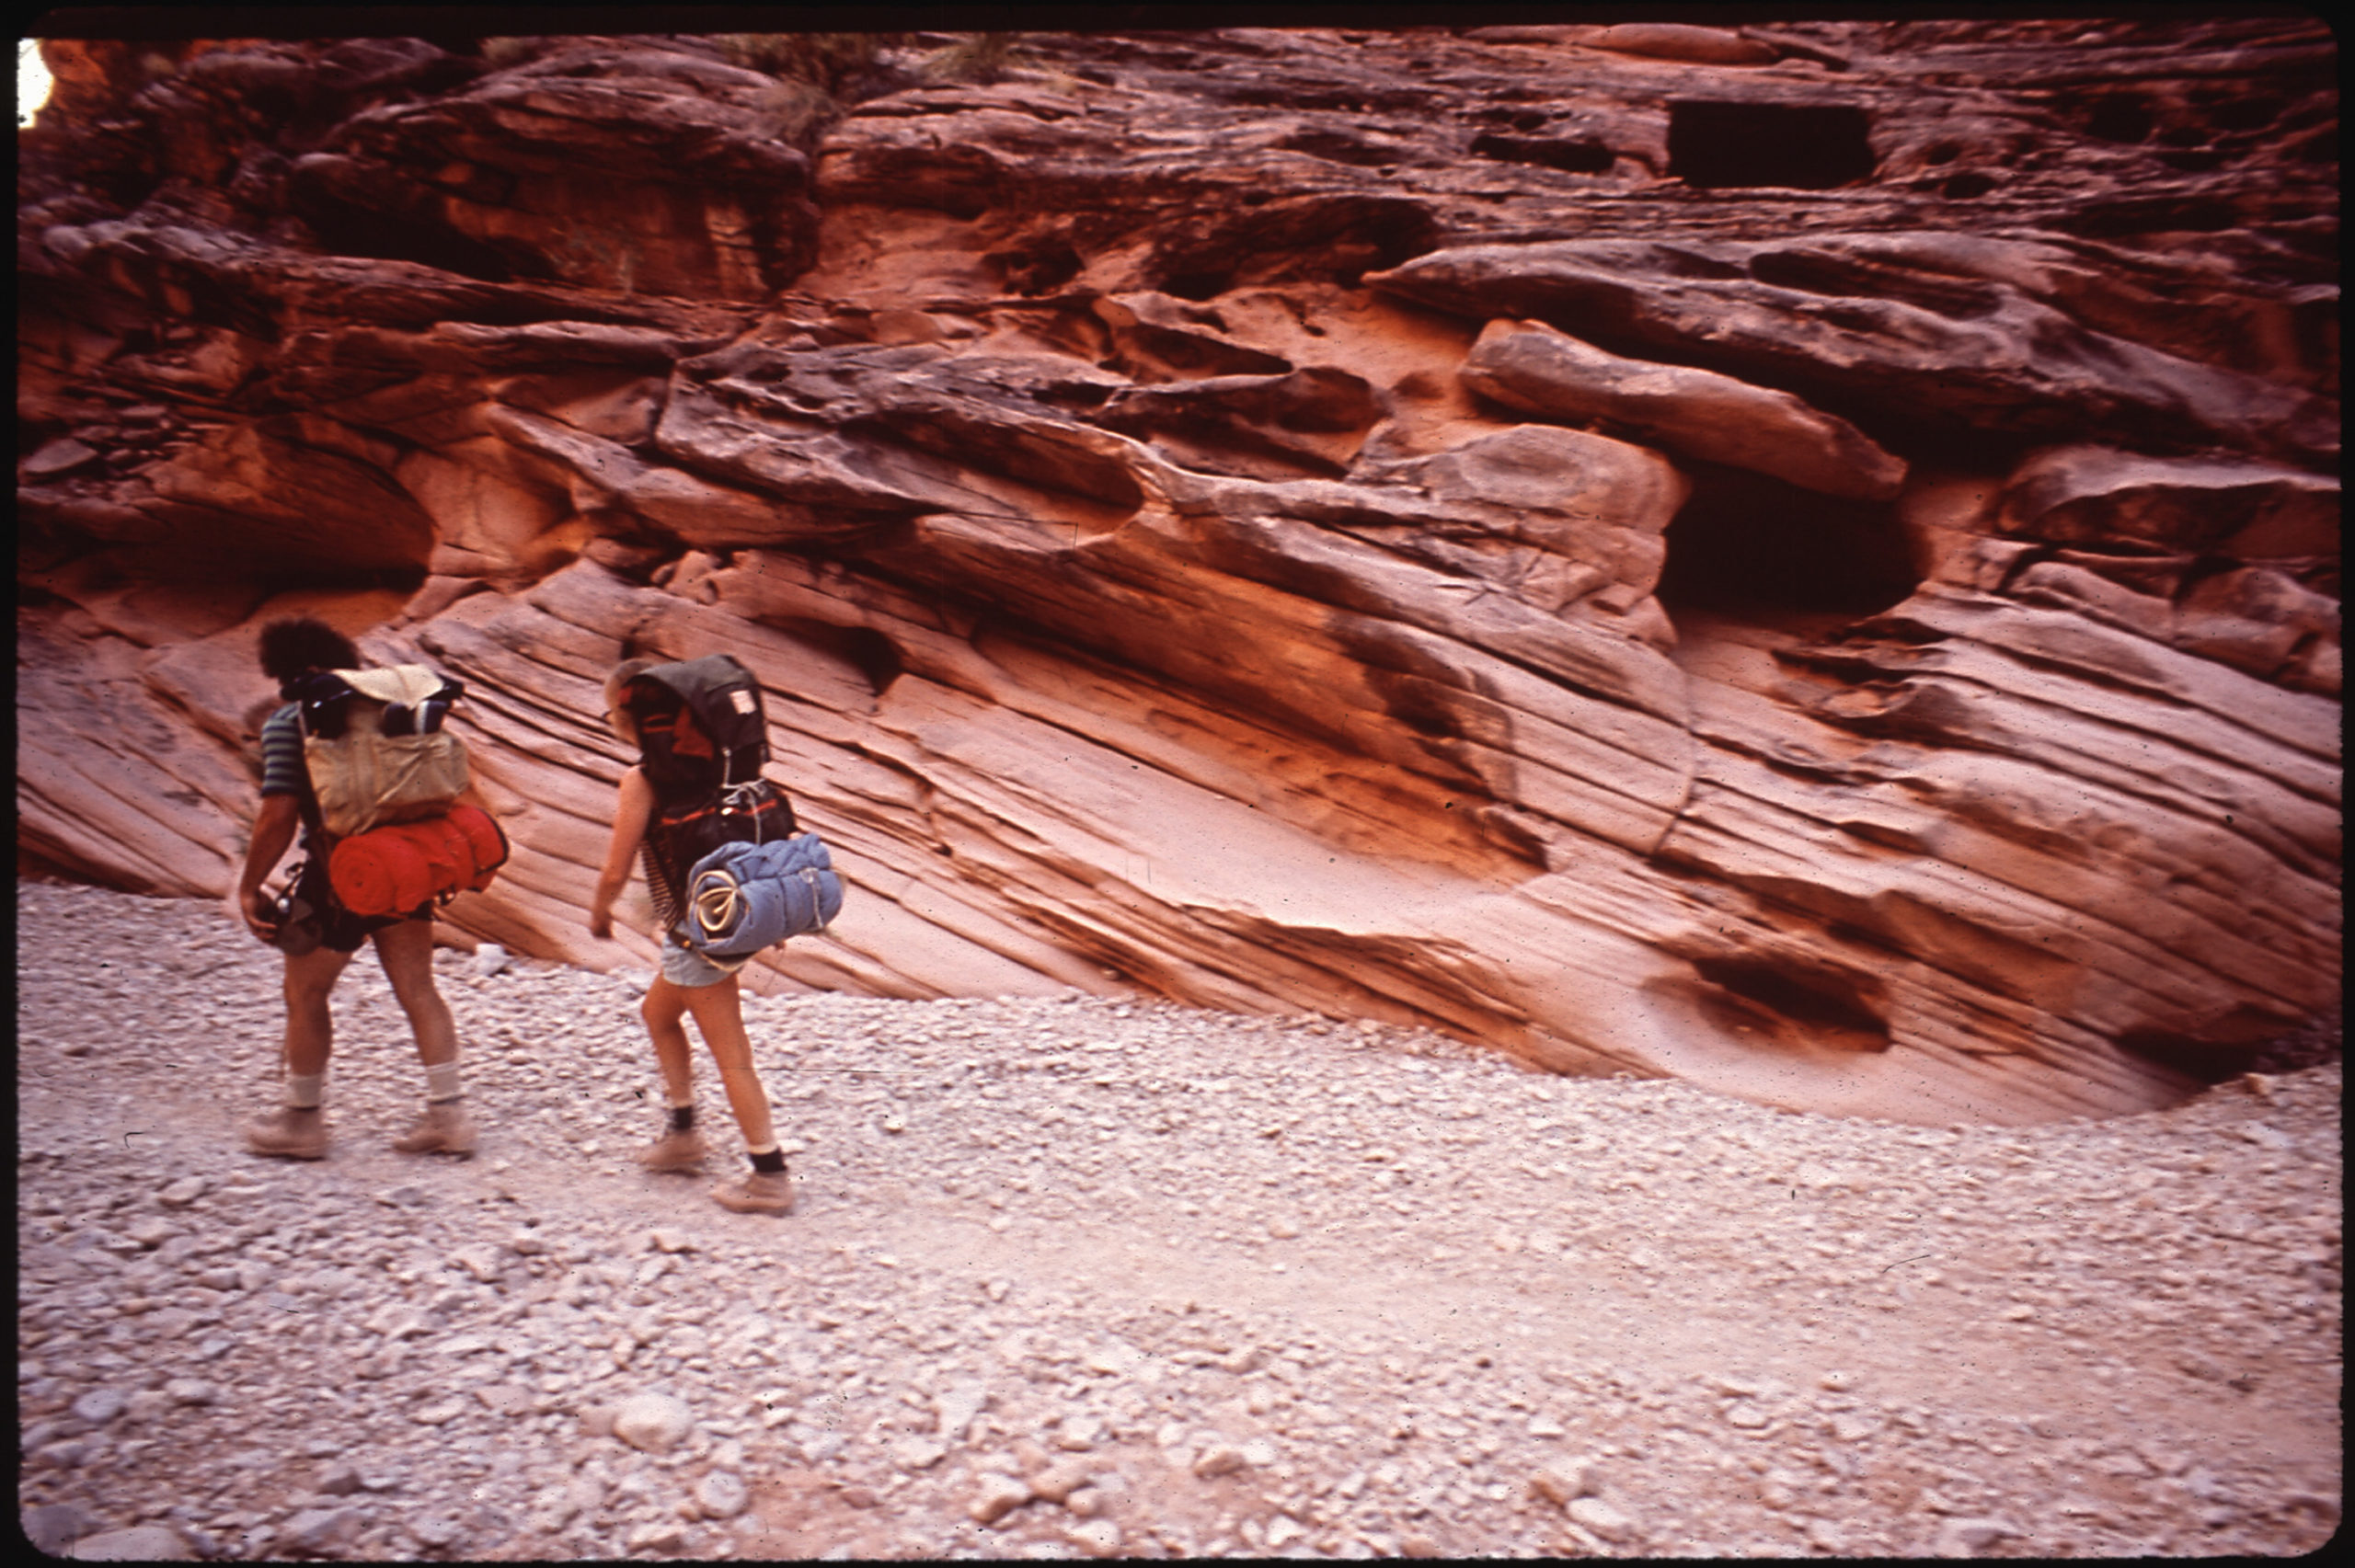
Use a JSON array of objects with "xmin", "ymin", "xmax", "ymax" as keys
[{"xmin": 683, "ymin": 833, "xmax": 845, "ymax": 958}]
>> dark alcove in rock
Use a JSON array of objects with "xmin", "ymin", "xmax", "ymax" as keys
[
  {"xmin": 1668, "ymin": 100, "xmax": 1877, "ymax": 189},
  {"xmin": 1654, "ymin": 464, "xmax": 1917, "ymax": 622}
]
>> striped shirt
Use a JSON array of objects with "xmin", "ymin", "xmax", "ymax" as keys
[
  {"xmin": 260, "ymin": 703, "xmax": 329, "ymax": 849},
  {"xmin": 259, "ymin": 704, "xmax": 309, "ymax": 800},
  {"xmin": 642, "ymin": 841, "xmax": 685, "ymax": 935}
]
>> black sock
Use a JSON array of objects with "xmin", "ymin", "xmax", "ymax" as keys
[
  {"xmin": 750, "ymin": 1147, "xmax": 787, "ymax": 1174},
  {"xmin": 670, "ymin": 1104, "xmax": 695, "ymax": 1134}
]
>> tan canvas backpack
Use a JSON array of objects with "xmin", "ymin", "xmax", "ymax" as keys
[{"xmin": 294, "ymin": 665, "xmax": 471, "ymax": 839}]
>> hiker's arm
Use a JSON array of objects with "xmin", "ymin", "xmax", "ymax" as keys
[
  {"xmin": 590, "ymin": 767, "xmax": 655, "ymax": 940},
  {"xmin": 236, "ymin": 794, "xmax": 302, "ymax": 941}
]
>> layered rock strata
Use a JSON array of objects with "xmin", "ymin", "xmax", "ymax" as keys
[{"xmin": 17, "ymin": 21, "xmax": 2340, "ymax": 1122}]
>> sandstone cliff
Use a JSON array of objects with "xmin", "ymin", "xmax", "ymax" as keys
[{"xmin": 17, "ymin": 21, "xmax": 2340, "ymax": 1122}]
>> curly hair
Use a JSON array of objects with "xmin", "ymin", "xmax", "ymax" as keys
[{"xmin": 258, "ymin": 617, "xmax": 361, "ymax": 685}]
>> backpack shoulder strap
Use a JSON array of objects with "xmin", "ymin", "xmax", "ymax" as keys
[{"xmin": 293, "ymin": 670, "xmax": 359, "ymax": 740}]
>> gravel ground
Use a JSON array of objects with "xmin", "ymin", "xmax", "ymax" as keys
[{"xmin": 16, "ymin": 879, "xmax": 2343, "ymax": 1561}]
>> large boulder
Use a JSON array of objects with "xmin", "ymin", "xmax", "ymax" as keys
[
  {"xmin": 1368, "ymin": 234, "xmax": 2338, "ymax": 466},
  {"xmin": 1997, "ymin": 445, "xmax": 2340, "ymax": 557},
  {"xmin": 1463, "ymin": 318, "xmax": 1908, "ymax": 499}
]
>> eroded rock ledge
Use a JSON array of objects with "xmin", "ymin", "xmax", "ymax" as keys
[{"xmin": 17, "ymin": 21, "xmax": 2340, "ymax": 1123}]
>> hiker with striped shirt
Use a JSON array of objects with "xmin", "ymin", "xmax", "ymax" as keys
[{"xmin": 234, "ymin": 617, "xmax": 476, "ymax": 1161}]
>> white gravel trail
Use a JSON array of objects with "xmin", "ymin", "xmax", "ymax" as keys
[{"xmin": 16, "ymin": 880, "xmax": 2341, "ymax": 1560}]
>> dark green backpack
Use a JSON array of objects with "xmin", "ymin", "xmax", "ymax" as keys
[{"xmin": 626, "ymin": 656, "xmax": 798, "ymax": 900}]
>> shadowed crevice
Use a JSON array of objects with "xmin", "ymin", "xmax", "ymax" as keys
[{"xmin": 1669, "ymin": 100, "xmax": 1876, "ymax": 189}]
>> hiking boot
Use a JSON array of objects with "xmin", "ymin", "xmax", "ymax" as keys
[
  {"xmin": 711, "ymin": 1169, "xmax": 795, "ymax": 1216},
  {"xmin": 245, "ymin": 1106, "xmax": 328, "ymax": 1160},
  {"xmin": 637, "ymin": 1128, "xmax": 709, "ymax": 1173},
  {"xmin": 391, "ymin": 1100, "xmax": 477, "ymax": 1157}
]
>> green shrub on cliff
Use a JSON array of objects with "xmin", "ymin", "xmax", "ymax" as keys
[
  {"xmin": 715, "ymin": 31, "xmax": 900, "ymax": 91},
  {"xmin": 920, "ymin": 32, "xmax": 1025, "ymax": 84},
  {"xmin": 477, "ymin": 37, "xmax": 543, "ymax": 69}
]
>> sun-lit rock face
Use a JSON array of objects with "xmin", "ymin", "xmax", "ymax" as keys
[{"xmin": 17, "ymin": 21, "xmax": 2339, "ymax": 1123}]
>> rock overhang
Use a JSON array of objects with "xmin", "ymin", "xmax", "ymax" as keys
[{"xmin": 16, "ymin": 20, "xmax": 2339, "ymax": 1123}]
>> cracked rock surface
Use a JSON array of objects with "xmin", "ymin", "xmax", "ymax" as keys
[
  {"xmin": 17, "ymin": 880, "xmax": 2341, "ymax": 1559},
  {"xmin": 17, "ymin": 20, "xmax": 2340, "ymax": 1127}
]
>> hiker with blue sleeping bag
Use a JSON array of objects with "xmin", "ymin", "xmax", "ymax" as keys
[{"xmin": 589, "ymin": 654, "xmax": 840, "ymax": 1217}]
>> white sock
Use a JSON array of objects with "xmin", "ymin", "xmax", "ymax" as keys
[
  {"xmin": 424, "ymin": 1059, "xmax": 463, "ymax": 1104},
  {"xmin": 285, "ymin": 1072, "xmax": 325, "ymax": 1110}
]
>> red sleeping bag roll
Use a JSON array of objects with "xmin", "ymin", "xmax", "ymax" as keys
[{"xmin": 328, "ymin": 805, "xmax": 510, "ymax": 916}]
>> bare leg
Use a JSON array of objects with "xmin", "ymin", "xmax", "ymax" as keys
[
  {"xmin": 281, "ymin": 944, "xmax": 355, "ymax": 1078},
  {"xmin": 372, "ymin": 919, "xmax": 477, "ymax": 1154},
  {"xmin": 251, "ymin": 943, "xmax": 352, "ymax": 1154},
  {"xmin": 681, "ymin": 977, "xmax": 777, "ymax": 1150},
  {"xmin": 640, "ymin": 976, "xmax": 698, "ymax": 1106},
  {"xmin": 372, "ymin": 918, "xmax": 457, "ymax": 1068}
]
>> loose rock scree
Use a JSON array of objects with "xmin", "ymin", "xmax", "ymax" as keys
[{"xmin": 15, "ymin": 881, "xmax": 2343, "ymax": 1559}]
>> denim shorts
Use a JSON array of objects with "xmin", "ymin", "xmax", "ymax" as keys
[{"xmin": 660, "ymin": 930, "xmax": 750, "ymax": 989}]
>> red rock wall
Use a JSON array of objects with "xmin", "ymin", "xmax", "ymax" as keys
[{"xmin": 17, "ymin": 22, "xmax": 2339, "ymax": 1122}]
